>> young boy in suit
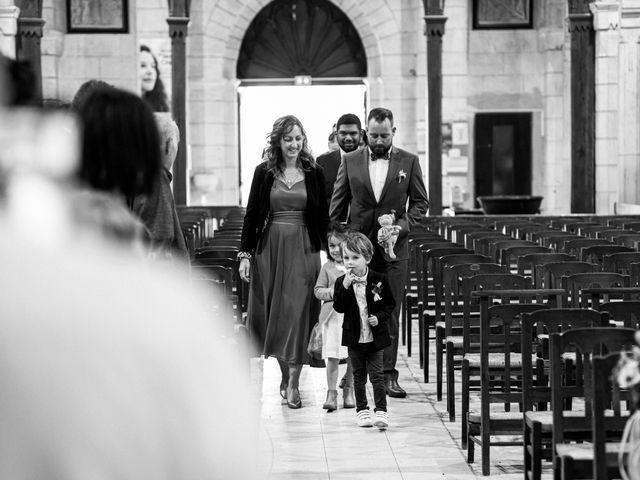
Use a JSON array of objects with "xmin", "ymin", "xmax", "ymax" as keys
[{"xmin": 333, "ymin": 232, "xmax": 395, "ymax": 429}]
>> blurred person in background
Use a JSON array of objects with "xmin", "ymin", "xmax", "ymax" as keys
[
  {"xmin": 0, "ymin": 63, "xmax": 259, "ymax": 480},
  {"xmin": 139, "ymin": 44, "xmax": 170, "ymax": 112},
  {"xmin": 132, "ymin": 112, "xmax": 188, "ymax": 262}
]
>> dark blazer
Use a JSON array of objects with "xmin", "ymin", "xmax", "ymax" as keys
[
  {"xmin": 240, "ymin": 161, "xmax": 329, "ymax": 254},
  {"xmin": 329, "ymin": 146, "xmax": 429, "ymax": 262},
  {"xmin": 333, "ymin": 269, "xmax": 395, "ymax": 350},
  {"xmin": 316, "ymin": 150, "xmax": 341, "ymax": 203}
]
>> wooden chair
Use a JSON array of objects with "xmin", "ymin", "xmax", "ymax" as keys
[
  {"xmin": 550, "ymin": 327, "xmax": 637, "ymax": 480},
  {"xmin": 602, "ymin": 252, "xmax": 640, "ymax": 275},
  {"xmin": 611, "ymin": 233, "xmax": 640, "ymax": 248},
  {"xmin": 425, "ymin": 252, "xmax": 491, "ymax": 382},
  {"xmin": 516, "ymin": 253, "xmax": 576, "ymax": 286},
  {"xmin": 500, "ymin": 245, "xmax": 552, "ymax": 273},
  {"xmin": 437, "ymin": 262, "xmax": 506, "ymax": 404},
  {"xmin": 521, "ymin": 309, "xmax": 612, "ymax": 480},
  {"xmin": 466, "ymin": 297, "xmax": 561, "ymax": 475},
  {"xmin": 489, "ymin": 239, "xmax": 534, "ymax": 264},
  {"xmin": 562, "ymin": 272, "xmax": 630, "ymax": 308},
  {"xmin": 580, "ymin": 244, "xmax": 634, "ymax": 266},
  {"xmin": 467, "ymin": 232, "xmax": 508, "ymax": 253},
  {"xmin": 445, "ymin": 272, "xmax": 529, "ymax": 421},
  {"xmin": 561, "ymin": 238, "xmax": 612, "ymax": 258},
  {"xmin": 535, "ymin": 261, "xmax": 598, "ymax": 289},
  {"xmin": 578, "ymin": 225, "xmax": 617, "ymax": 238},
  {"xmin": 596, "ymin": 229, "xmax": 628, "ymax": 241},
  {"xmin": 599, "ymin": 300, "xmax": 640, "ymax": 329}
]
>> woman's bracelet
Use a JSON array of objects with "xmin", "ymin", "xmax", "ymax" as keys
[{"xmin": 237, "ymin": 251, "xmax": 252, "ymax": 261}]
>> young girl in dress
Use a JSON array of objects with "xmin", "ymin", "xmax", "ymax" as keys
[{"xmin": 314, "ymin": 223, "xmax": 355, "ymax": 411}]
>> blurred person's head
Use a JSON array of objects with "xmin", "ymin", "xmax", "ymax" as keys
[
  {"xmin": 154, "ymin": 113, "xmax": 179, "ymax": 171},
  {"xmin": 71, "ymin": 79, "xmax": 113, "ymax": 112},
  {"xmin": 139, "ymin": 45, "xmax": 169, "ymax": 113},
  {"xmin": 263, "ymin": 115, "xmax": 315, "ymax": 172},
  {"xmin": 77, "ymin": 87, "xmax": 161, "ymax": 199},
  {"xmin": 335, "ymin": 113, "xmax": 362, "ymax": 153},
  {"xmin": 327, "ymin": 130, "xmax": 338, "ymax": 152}
]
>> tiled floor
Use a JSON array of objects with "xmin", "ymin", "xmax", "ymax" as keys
[{"xmin": 252, "ymin": 322, "xmax": 549, "ymax": 479}]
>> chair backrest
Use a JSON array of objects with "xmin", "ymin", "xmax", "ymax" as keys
[
  {"xmin": 563, "ymin": 272, "xmax": 630, "ymax": 308},
  {"xmin": 550, "ymin": 327, "xmax": 637, "ymax": 445},
  {"xmin": 561, "ymin": 238, "xmax": 612, "ymax": 257},
  {"xmin": 489, "ymin": 239, "xmax": 533, "ymax": 263},
  {"xmin": 599, "ymin": 300, "xmax": 640, "ymax": 329},
  {"xmin": 611, "ymin": 233, "xmax": 640, "ymax": 248},
  {"xmin": 577, "ymin": 225, "xmax": 616, "ymax": 237},
  {"xmin": 501, "ymin": 245, "xmax": 552, "ymax": 272},
  {"xmin": 520, "ymin": 308, "xmax": 611, "ymax": 411},
  {"xmin": 468, "ymin": 232, "xmax": 508, "ymax": 253},
  {"xmin": 602, "ymin": 252, "xmax": 640, "ymax": 275},
  {"xmin": 442, "ymin": 263, "xmax": 507, "ymax": 335},
  {"xmin": 595, "ymin": 229, "xmax": 627, "ymax": 241},
  {"xmin": 580, "ymin": 244, "xmax": 634, "ymax": 265},
  {"xmin": 535, "ymin": 261, "xmax": 597, "ymax": 289},
  {"xmin": 517, "ymin": 253, "xmax": 576, "ymax": 284},
  {"xmin": 420, "ymin": 246, "xmax": 472, "ymax": 306}
]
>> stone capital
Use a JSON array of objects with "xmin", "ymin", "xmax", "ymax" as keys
[
  {"xmin": 423, "ymin": 15, "xmax": 447, "ymax": 37},
  {"xmin": 621, "ymin": 0, "xmax": 640, "ymax": 29},
  {"xmin": 589, "ymin": 1, "xmax": 620, "ymax": 31},
  {"xmin": 0, "ymin": 5, "xmax": 20, "ymax": 36},
  {"xmin": 167, "ymin": 16, "xmax": 189, "ymax": 39}
]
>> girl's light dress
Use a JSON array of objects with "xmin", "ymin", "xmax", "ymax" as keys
[{"xmin": 314, "ymin": 260, "xmax": 348, "ymax": 360}]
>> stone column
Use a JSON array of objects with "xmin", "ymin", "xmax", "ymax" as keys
[
  {"xmin": 0, "ymin": 2, "xmax": 19, "ymax": 58},
  {"xmin": 618, "ymin": 0, "xmax": 640, "ymax": 204},
  {"xmin": 568, "ymin": 1, "xmax": 596, "ymax": 213},
  {"xmin": 167, "ymin": 15, "xmax": 189, "ymax": 206},
  {"xmin": 423, "ymin": 0, "xmax": 447, "ymax": 216},
  {"xmin": 590, "ymin": 1, "xmax": 620, "ymax": 213}
]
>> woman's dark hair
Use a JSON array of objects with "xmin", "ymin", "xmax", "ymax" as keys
[
  {"xmin": 140, "ymin": 44, "xmax": 170, "ymax": 113},
  {"xmin": 77, "ymin": 87, "xmax": 161, "ymax": 199},
  {"xmin": 263, "ymin": 115, "xmax": 315, "ymax": 173}
]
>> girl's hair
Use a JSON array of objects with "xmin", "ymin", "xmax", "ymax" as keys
[
  {"xmin": 140, "ymin": 45, "xmax": 170, "ymax": 113},
  {"xmin": 77, "ymin": 87, "xmax": 161, "ymax": 199},
  {"xmin": 263, "ymin": 115, "xmax": 316, "ymax": 173},
  {"xmin": 341, "ymin": 231, "xmax": 374, "ymax": 262},
  {"xmin": 326, "ymin": 221, "xmax": 348, "ymax": 243}
]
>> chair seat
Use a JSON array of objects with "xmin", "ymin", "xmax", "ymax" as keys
[
  {"xmin": 524, "ymin": 409, "xmax": 628, "ymax": 431},
  {"xmin": 465, "ymin": 352, "xmax": 532, "ymax": 368},
  {"xmin": 468, "ymin": 411, "xmax": 522, "ymax": 424},
  {"xmin": 556, "ymin": 441, "xmax": 626, "ymax": 461},
  {"xmin": 435, "ymin": 320, "xmax": 445, "ymax": 328}
]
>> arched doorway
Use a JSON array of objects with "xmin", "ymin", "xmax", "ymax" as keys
[{"xmin": 236, "ymin": 0, "xmax": 368, "ymax": 204}]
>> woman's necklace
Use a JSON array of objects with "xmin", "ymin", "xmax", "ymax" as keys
[{"xmin": 281, "ymin": 167, "xmax": 302, "ymax": 189}]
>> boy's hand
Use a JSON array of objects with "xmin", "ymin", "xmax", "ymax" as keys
[
  {"xmin": 342, "ymin": 269, "xmax": 354, "ymax": 288},
  {"xmin": 368, "ymin": 315, "xmax": 378, "ymax": 327}
]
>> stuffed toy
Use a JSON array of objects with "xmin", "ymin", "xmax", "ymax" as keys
[{"xmin": 377, "ymin": 211, "xmax": 401, "ymax": 259}]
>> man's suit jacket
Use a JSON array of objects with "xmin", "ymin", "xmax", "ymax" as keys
[
  {"xmin": 329, "ymin": 146, "xmax": 429, "ymax": 262},
  {"xmin": 316, "ymin": 150, "xmax": 341, "ymax": 203}
]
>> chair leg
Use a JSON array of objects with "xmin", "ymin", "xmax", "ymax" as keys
[
  {"xmin": 401, "ymin": 294, "xmax": 408, "ymax": 346},
  {"xmin": 461, "ymin": 360, "xmax": 469, "ymax": 449},
  {"xmin": 407, "ymin": 300, "xmax": 412, "ymax": 358},
  {"xmin": 467, "ymin": 436, "xmax": 475, "ymax": 464},
  {"xmin": 446, "ymin": 342, "xmax": 456, "ymax": 422},
  {"xmin": 524, "ymin": 423, "xmax": 532, "ymax": 480},
  {"xmin": 436, "ymin": 326, "xmax": 444, "ymax": 400},
  {"xmin": 481, "ymin": 416, "xmax": 490, "ymax": 476},
  {"xmin": 531, "ymin": 422, "xmax": 542, "ymax": 480},
  {"xmin": 421, "ymin": 312, "xmax": 429, "ymax": 382}
]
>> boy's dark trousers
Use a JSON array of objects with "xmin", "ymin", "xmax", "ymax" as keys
[{"xmin": 348, "ymin": 343, "xmax": 387, "ymax": 412}]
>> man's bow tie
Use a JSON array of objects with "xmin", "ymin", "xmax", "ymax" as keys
[{"xmin": 370, "ymin": 152, "xmax": 390, "ymax": 162}]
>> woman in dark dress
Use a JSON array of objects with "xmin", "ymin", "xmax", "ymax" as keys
[{"xmin": 238, "ymin": 115, "xmax": 329, "ymax": 409}]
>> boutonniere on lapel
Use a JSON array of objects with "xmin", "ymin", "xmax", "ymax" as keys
[
  {"xmin": 397, "ymin": 170, "xmax": 407, "ymax": 183},
  {"xmin": 371, "ymin": 282, "xmax": 383, "ymax": 302}
]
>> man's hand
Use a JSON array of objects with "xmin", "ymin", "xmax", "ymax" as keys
[
  {"xmin": 239, "ymin": 258, "xmax": 251, "ymax": 282},
  {"xmin": 368, "ymin": 315, "xmax": 379, "ymax": 327}
]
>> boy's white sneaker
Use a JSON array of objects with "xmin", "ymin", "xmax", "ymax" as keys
[
  {"xmin": 356, "ymin": 409, "xmax": 373, "ymax": 428},
  {"xmin": 373, "ymin": 410, "xmax": 389, "ymax": 430}
]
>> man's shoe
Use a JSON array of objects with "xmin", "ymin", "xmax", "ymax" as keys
[
  {"xmin": 373, "ymin": 410, "xmax": 389, "ymax": 430},
  {"xmin": 323, "ymin": 389, "xmax": 338, "ymax": 411},
  {"xmin": 356, "ymin": 409, "xmax": 373, "ymax": 427},
  {"xmin": 385, "ymin": 379, "xmax": 407, "ymax": 398},
  {"xmin": 343, "ymin": 387, "xmax": 356, "ymax": 409}
]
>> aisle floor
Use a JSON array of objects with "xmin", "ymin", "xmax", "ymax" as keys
[{"xmin": 252, "ymin": 323, "xmax": 549, "ymax": 479}]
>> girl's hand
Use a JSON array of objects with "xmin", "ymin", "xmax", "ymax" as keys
[
  {"xmin": 368, "ymin": 315, "xmax": 378, "ymax": 327},
  {"xmin": 239, "ymin": 258, "xmax": 251, "ymax": 282}
]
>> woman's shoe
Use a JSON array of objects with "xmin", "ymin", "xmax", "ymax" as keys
[
  {"xmin": 323, "ymin": 389, "xmax": 338, "ymax": 411},
  {"xmin": 279, "ymin": 379, "xmax": 288, "ymax": 399},
  {"xmin": 343, "ymin": 386, "xmax": 356, "ymax": 409},
  {"xmin": 286, "ymin": 387, "xmax": 302, "ymax": 409}
]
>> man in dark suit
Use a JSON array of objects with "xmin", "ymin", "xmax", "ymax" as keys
[
  {"xmin": 329, "ymin": 107, "xmax": 429, "ymax": 397},
  {"xmin": 317, "ymin": 113, "xmax": 363, "ymax": 205}
]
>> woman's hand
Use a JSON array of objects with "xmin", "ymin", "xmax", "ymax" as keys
[{"xmin": 239, "ymin": 258, "xmax": 251, "ymax": 282}]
